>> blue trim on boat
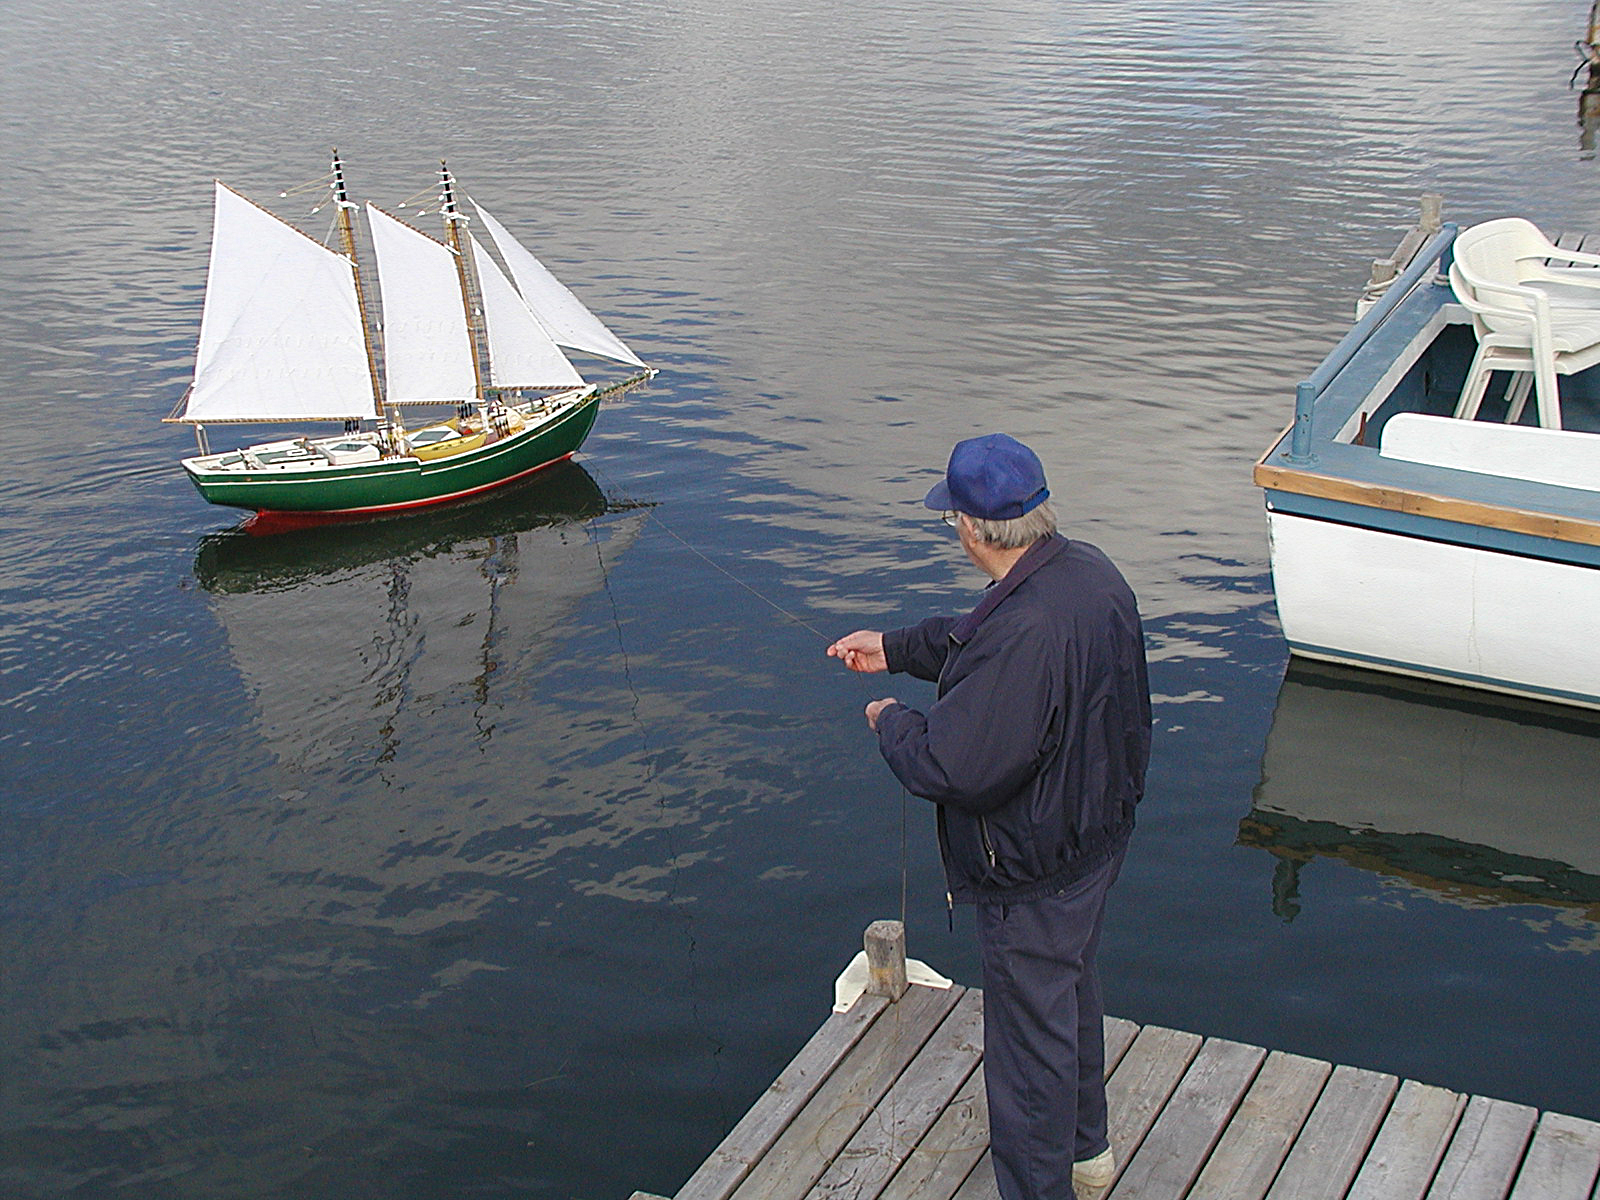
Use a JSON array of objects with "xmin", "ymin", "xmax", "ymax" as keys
[
  {"xmin": 1288, "ymin": 227, "xmax": 1457, "ymax": 463},
  {"xmin": 1264, "ymin": 492, "xmax": 1600, "ymax": 569},
  {"xmin": 1288, "ymin": 642, "xmax": 1600, "ymax": 708}
]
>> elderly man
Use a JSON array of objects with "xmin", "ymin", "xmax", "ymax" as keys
[{"xmin": 827, "ymin": 433, "xmax": 1151, "ymax": 1200}]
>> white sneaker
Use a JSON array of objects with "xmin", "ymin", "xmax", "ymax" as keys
[{"xmin": 1072, "ymin": 1145, "xmax": 1115, "ymax": 1192}]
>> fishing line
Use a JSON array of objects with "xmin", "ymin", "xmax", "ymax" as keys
[
  {"xmin": 581, "ymin": 471, "xmax": 967, "ymax": 1182},
  {"xmin": 585, "ymin": 513, "xmax": 701, "ymax": 998},
  {"xmin": 615, "ymin": 497, "xmax": 836, "ymax": 643},
  {"xmin": 585, "ymin": 506, "xmax": 751, "ymax": 1122},
  {"xmin": 588, "ymin": 464, "xmax": 921, "ymax": 960},
  {"xmin": 586, "ymin": 459, "xmax": 935, "ymax": 1191},
  {"xmin": 582, "ymin": 457, "xmax": 859, "ymax": 649}
]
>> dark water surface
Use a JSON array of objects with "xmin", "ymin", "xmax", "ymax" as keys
[{"xmin": 5, "ymin": 1, "xmax": 1600, "ymax": 1196}]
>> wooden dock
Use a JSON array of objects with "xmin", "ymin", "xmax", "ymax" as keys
[{"xmin": 635, "ymin": 925, "xmax": 1600, "ymax": 1200}]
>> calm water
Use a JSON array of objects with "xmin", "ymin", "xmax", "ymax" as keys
[{"xmin": 5, "ymin": 0, "xmax": 1600, "ymax": 1196}]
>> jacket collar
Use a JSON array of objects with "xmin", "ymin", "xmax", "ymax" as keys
[{"xmin": 950, "ymin": 533, "xmax": 1069, "ymax": 644}]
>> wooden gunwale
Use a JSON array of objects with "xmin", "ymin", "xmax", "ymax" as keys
[
  {"xmin": 1253, "ymin": 456, "xmax": 1600, "ymax": 549},
  {"xmin": 1256, "ymin": 215, "xmax": 1600, "ymax": 552}
]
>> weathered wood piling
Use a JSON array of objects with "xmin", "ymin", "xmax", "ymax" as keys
[
  {"xmin": 1579, "ymin": 2, "xmax": 1600, "ymax": 146},
  {"xmin": 633, "ymin": 922, "xmax": 1600, "ymax": 1200},
  {"xmin": 1357, "ymin": 194, "xmax": 1443, "ymax": 318}
]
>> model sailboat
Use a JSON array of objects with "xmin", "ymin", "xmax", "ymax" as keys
[{"xmin": 169, "ymin": 154, "xmax": 654, "ymax": 518}]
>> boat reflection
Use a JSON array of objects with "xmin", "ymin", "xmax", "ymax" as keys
[
  {"xmin": 12, "ymin": 461, "xmax": 668, "ymax": 1149},
  {"xmin": 194, "ymin": 458, "xmax": 620, "ymax": 589},
  {"xmin": 1241, "ymin": 661, "xmax": 1600, "ymax": 927},
  {"xmin": 193, "ymin": 459, "xmax": 647, "ymax": 767}
]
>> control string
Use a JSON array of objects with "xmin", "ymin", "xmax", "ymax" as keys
[{"xmin": 584, "ymin": 459, "xmax": 914, "ymax": 933}]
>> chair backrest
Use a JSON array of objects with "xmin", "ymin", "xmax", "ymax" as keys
[
  {"xmin": 1450, "ymin": 222, "xmax": 1551, "ymax": 336},
  {"xmin": 1448, "ymin": 259, "xmax": 1536, "ymax": 342},
  {"xmin": 1453, "ymin": 217, "xmax": 1556, "ymax": 287}
]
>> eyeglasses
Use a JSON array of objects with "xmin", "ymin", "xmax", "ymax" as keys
[{"xmin": 940, "ymin": 511, "xmax": 960, "ymax": 528}]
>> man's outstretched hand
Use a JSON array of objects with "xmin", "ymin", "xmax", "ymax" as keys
[{"xmin": 826, "ymin": 630, "xmax": 887, "ymax": 674}]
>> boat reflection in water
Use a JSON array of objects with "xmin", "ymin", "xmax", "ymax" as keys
[
  {"xmin": 194, "ymin": 458, "xmax": 646, "ymax": 768},
  {"xmin": 1241, "ymin": 661, "xmax": 1600, "ymax": 928},
  {"xmin": 10, "ymin": 462, "xmax": 661, "ymax": 1190},
  {"xmin": 196, "ymin": 456, "xmax": 620, "ymax": 586}
]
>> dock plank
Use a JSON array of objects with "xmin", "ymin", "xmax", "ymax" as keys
[
  {"xmin": 1105, "ymin": 1016, "xmax": 1139, "ymax": 1076},
  {"xmin": 877, "ymin": 1017, "xmax": 1138, "ymax": 1200},
  {"xmin": 676, "ymin": 993, "xmax": 890, "ymax": 1200},
  {"xmin": 949, "ymin": 1152, "xmax": 998, "ymax": 1200},
  {"xmin": 1508, "ymin": 1112, "xmax": 1600, "ymax": 1200},
  {"xmin": 803, "ymin": 988, "xmax": 985, "ymax": 1200},
  {"xmin": 1265, "ymin": 1065, "xmax": 1399, "ymax": 1200},
  {"xmin": 1097, "ymin": 1025, "xmax": 1204, "ymax": 1192},
  {"xmin": 727, "ymin": 983, "xmax": 963, "ymax": 1200},
  {"xmin": 1551, "ymin": 231, "xmax": 1600, "ymax": 266},
  {"xmin": 1425, "ymin": 1095, "xmax": 1537, "ymax": 1200},
  {"xmin": 1347, "ymin": 1079, "xmax": 1467, "ymax": 1200},
  {"xmin": 1187, "ymin": 1050, "xmax": 1332, "ymax": 1200},
  {"xmin": 662, "ymin": 953, "xmax": 1599, "ymax": 1200},
  {"xmin": 1108, "ymin": 1037, "xmax": 1266, "ymax": 1200},
  {"xmin": 876, "ymin": 1065, "xmax": 990, "ymax": 1200}
]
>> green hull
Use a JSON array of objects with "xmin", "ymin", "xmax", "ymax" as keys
[{"xmin": 184, "ymin": 393, "xmax": 601, "ymax": 514}]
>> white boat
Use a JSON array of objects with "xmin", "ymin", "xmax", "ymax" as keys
[
  {"xmin": 167, "ymin": 153, "xmax": 654, "ymax": 521},
  {"xmin": 1255, "ymin": 201, "xmax": 1600, "ymax": 709}
]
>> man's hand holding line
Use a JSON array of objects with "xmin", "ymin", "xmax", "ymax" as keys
[{"xmin": 826, "ymin": 630, "xmax": 888, "ymax": 674}]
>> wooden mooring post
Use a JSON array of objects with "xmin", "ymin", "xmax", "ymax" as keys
[
  {"xmin": 1587, "ymin": 1, "xmax": 1600, "ymax": 87},
  {"xmin": 1358, "ymin": 193, "xmax": 1443, "ymax": 317},
  {"xmin": 1579, "ymin": 2, "xmax": 1600, "ymax": 146},
  {"xmin": 634, "ymin": 924, "xmax": 1600, "ymax": 1200},
  {"xmin": 864, "ymin": 918, "xmax": 909, "ymax": 1002}
]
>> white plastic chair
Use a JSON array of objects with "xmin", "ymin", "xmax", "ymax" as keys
[{"xmin": 1450, "ymin": 218, "xmax": 1600, "ymax": 429}]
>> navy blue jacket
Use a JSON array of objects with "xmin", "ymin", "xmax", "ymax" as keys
[{"xmin": 875, "ymin": 534, "xmax": 1151, "ymax": 904}]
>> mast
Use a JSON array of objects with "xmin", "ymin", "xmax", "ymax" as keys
[
  {"xmin": 438, "ymin": 161, "xmax": 488, "ymax": 401},
  {"xmin": 331, "ymin": 149, "xmax": 385, "ymax": 420}
]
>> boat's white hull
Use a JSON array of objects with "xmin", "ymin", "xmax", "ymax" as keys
[{"xmin": 1267, "ymin": 510, "xmax": 1600, "ymax": 708}]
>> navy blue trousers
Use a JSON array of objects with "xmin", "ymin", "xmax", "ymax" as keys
[{"xmin": 976, "ymin": 848, "xmax": 1124, "ymax": 1200}]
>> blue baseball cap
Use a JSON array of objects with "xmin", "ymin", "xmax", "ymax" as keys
[{"xmin": 923, "ymin": 433, "xmax": 1050, "ymax": 520}]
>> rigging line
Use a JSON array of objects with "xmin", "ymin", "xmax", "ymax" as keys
[
  {"xmin": 587, "ymin": 457, "xmax": 915, "ymax": 1055},
  {"xmin": 583, "ymin": 458, "xmax": 836, "ymax": 644},
  {"xmin": 585, "ymin": 513, "xmax": 702, "ymax": 929},
  {"xmin": 587, "ymin": 509, "xmax": 721, "ymax": 1103},
  {"xmin": 900, "ymin": 788, "xmax": 909, "ymax": 930},
  {"xmin": 587, "ymin": 513, "xmax": 678, "ymax": 867}
]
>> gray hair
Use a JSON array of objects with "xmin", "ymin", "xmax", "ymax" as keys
[{"xmin": 966, "ymin": 500, "xmax": 1058, "ymax": 549}]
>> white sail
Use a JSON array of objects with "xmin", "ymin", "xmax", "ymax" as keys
[
  {"xmin": 185, "ymin": 183, "xmax": 374, "ymax": 422},
  {"xmin": 366, "ymin": 204, "xmax": 477, "ymax": 404},
  {"xmin": 470, "ymin": 236, "xmax": 585, "ymax": 389},
  {"xmin": 471, "ymin": 200, "xmax": 647, "ymax": 369}
]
